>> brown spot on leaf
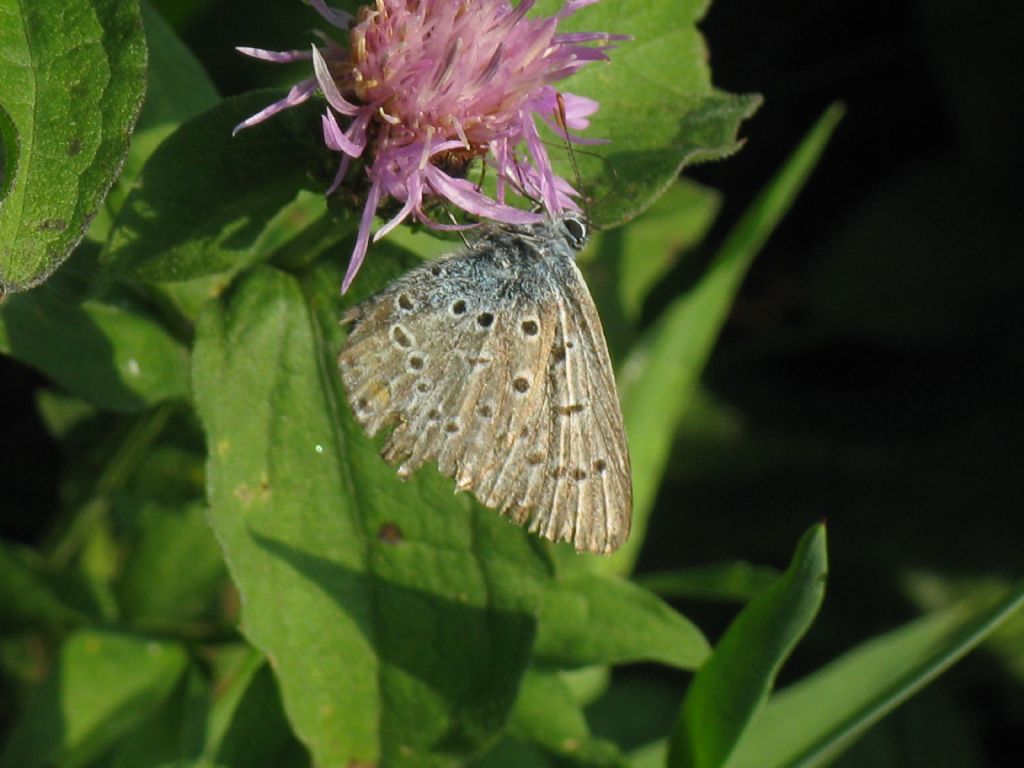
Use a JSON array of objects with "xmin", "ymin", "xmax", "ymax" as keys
[
  {"xmin": 37, "ymin": 218, "xmax": 67, "ymax": 232},
  {"xmin": 378, "ymin": 522, "xmax": 404, "ymax": 543}
]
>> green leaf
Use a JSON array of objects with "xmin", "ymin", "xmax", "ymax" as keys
[
  {"xmin": 667, "ymin": 524, "xmax": 828, "ymax": 768},
  {"xmin": 635, "ymin": 561, "xmax": 780, "ymax": 603},
  {"xmin": 102, "ymin": 91, "xmax": 338, "ymax": 282},
  {"xmin": 193, "ymin": 263, "xmax": 551, "ymax": 767},
  {"xmin": 586, "ymin": 676, "xmax": 683, "ymax": 756},
  {"xmin": 902, "ymin": 571, "xmax": 1024, "ymax": 683},
  {"xmin": 129, "ymin": 1, "xmax": 219, "ymax": 178},
  {"xmin": 536, "ymin": 570, "xmax": 709, "ymax": 670},
  {"xmin": 470, "ymin": 738, "xmax": 554, "ymax": 768},
  {"xmin": 0, "ymin": 541, "xmax": 89, "ymax": 629},
  {"xmin": 584, "ymin": 179, "xmax": 721, "ymax": 358},
  {"xmin": 726, "ymin": 579, "xmax": 1024, "ymax": 768},
  {"xmin": 0, "ymin": 630, "xmax": 188, "ymax": 768},
  {"xmin": 0, "ymin": 0, "xmax": 147, "ymax": 292},
  {"xmin": 550, "ymin": 0, "xmax": 761, "ymax": 227},
  {"xmin": 201, "ymin": 653, "xmax": 310, "ymax": 768},
  {"xmin": 0, "ymin": 271, "xmax": 190, "ymax": 412},
  {"xmin": 604, "ymin": 104, "xmax": 844, "ymax": 575},
  {"xmin": 508, "ymin": 669, "xmax": 627, "ymax": 767},
  {"xmin": 116, "ymin": 501, "xmax": 227, "ymax": 628},
  {"xmin": 105, "ymin": 663, "xmax": 208, "ymax": 768},
  {"xmin": 605, "ymin": 179, "xmax": 720, "ymax": 323},
  {"xmin": 91, "ymin": 0, "xmax": 219, "ymax": 238}
]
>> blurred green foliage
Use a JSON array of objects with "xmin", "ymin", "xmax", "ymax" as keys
[{"xmin": 1, "ymin": 0, "xmax": 1021, "ymax": 766}]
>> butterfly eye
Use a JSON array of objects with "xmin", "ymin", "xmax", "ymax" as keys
[{"xmin": 562, "ymin": 215, "xmax": 587, "ymax": 248}]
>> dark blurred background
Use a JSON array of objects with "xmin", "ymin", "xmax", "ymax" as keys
[
  {"xmin": 3, "ymin": 0, "xmax": 1022, "ymax": 764},
  {"xmin": 659, "ymin": 2, "xmax": 1024, "ymax": 764}
]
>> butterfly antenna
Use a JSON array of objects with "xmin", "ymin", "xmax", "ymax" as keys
[
  {"xmin": 555, "ymin": 92, "xmax": 589, "ymax": 221},
  {"xmin": 443, "ymin": 207, "xmax": 472, "ymax": 247}
]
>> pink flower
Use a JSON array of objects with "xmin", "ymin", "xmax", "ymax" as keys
[{"xmin": 236, "ymin": 0, "xmax": 625, "ymax": 291}]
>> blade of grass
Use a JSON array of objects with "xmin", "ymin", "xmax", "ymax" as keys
[
  {"xmin": 667, "ymin": 524, "xmax": 828, "ymax": 768},
  {"xmin": 606, "ymin": 104, "xmax": 845, "ymax": 576},
  {"xmin": 727, "ymin": 580, "xmax": 1024, "ymax": 768}
]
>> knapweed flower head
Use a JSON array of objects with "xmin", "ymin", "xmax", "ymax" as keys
[{"xmin": 236, "ymin": 0, "xmax": 625, "ymax": 290}]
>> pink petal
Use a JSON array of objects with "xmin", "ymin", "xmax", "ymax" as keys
[
  {"xmin": 325, "ymin": 153, "xmax": 352, "ymax": 195},
  {"xmin": 307, "ymin": 0, "xmax": 352, "ymax": 29},
  {"xmin": 235, "ymin": 46, "xmax": 312, "ymax": 63},
  {"xmin": 342, "ymin": 179, "xmax": 383, "ymax": 293},
  {"xmin": 374, "ymin": 175, "xmax": 422, "ymax": 241},
  {"xmin": 232, "ymin": 79, "xmax": 317, "ymax": 135},
  {"xmin": 520, "ymin": 116, "xmax": 561, "ymax": 214},
  {"xmin": 322, "ymin": 110, "xmax": 366, "ymax": 156},
  {"xmin": 560, "ymin": 93, "xmax": 599, "ymax": 125},
  {"xmin": 554, "ymin": 31, "xmax": 631, "ymax": 45},
  {"xmin": 558, "ymin": 0, "xmax": 601, "ymax": 16},
  {"xmin": 311, "ymin": 46, "xmax": 360, "ymax": 116},
  {"xmin": 426, "ymin": 166, "xmax": 544, "ymax": 224}
]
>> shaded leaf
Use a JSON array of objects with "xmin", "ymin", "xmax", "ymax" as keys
[
  {"xmin": 727, "ymin": 579, "xmax": 1024, "ymax": 768},
  {"xmin": 105, "ymin": 663, "xmax": 208, "ymax": 768},
  {"xmin": 508, "ymin": 669, "xmax": 627, "ymax": 767},
  {"xmin": 0, "ymin": 0, "xmax": 147, "ymax": 291},
  {"xmin": 91, "ymin": 0, "xmax": 220, "ymax": 239},
  {"xmin": 0, "ymin": 541, "xmax": 89, "ymax": 629},
  {"xmin": 0, "ymin": 630, "xmax": 188, "ymax": 768},
  {"xmin": 193, "ymin": 263, "xmax": 550, "ymax": 767},
  {"xmin": 200, "ymin": 652, "xmax": 309, "ymax": 768},
  {"xmin": 116, "ymin": 501, "xmax": 226, "ymax": 628},
  {"xmin": 667, "ymin": 524, "xmax": 828, "ymax": 768},
  {"xmin": 587, "ymin": 676, "xmax": 682, "ymax": 756},
  {"xmin": 470, "ymin": 738, "xmax": 554, "ymax": 768},
  {"xmin": 102, "ymin": 91, "xmax": 339, "ymax": 282},
  {"xmin": 536, "ymin": 570, "xmax": 709, "ymax": 670},
  {"xmin": 0, "ymin": 275, "xmax": 190, "ymax": 411}
]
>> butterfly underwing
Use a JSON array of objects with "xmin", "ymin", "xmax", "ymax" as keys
[{"xmin": 337, "ymin": 214, "xmax": 632, "ymax": 553}]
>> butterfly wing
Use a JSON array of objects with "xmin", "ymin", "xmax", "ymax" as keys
[
  {"xmin": 530, "ymin": 258, "xmax": 631, "ymax": 553},
  {"xmin": 474, "ymin": 256, "xmax": 631, "ymax": 553},
  {"xmin": 339, "ymin": 238, "xmax": 631, "ymax": 553}
]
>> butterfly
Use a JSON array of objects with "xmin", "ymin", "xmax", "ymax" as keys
[{"xmin": 337, "ymin": 214, "xmax": 631, "ymax": 553}]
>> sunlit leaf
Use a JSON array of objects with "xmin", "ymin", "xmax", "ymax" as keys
[
  {"xmin": 0, "ymin": 0, "xmax": 146, "ymax": 291},
  {"xmin": 667, "ymin": 524, "xmax": 828, "ymax": 768}
]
